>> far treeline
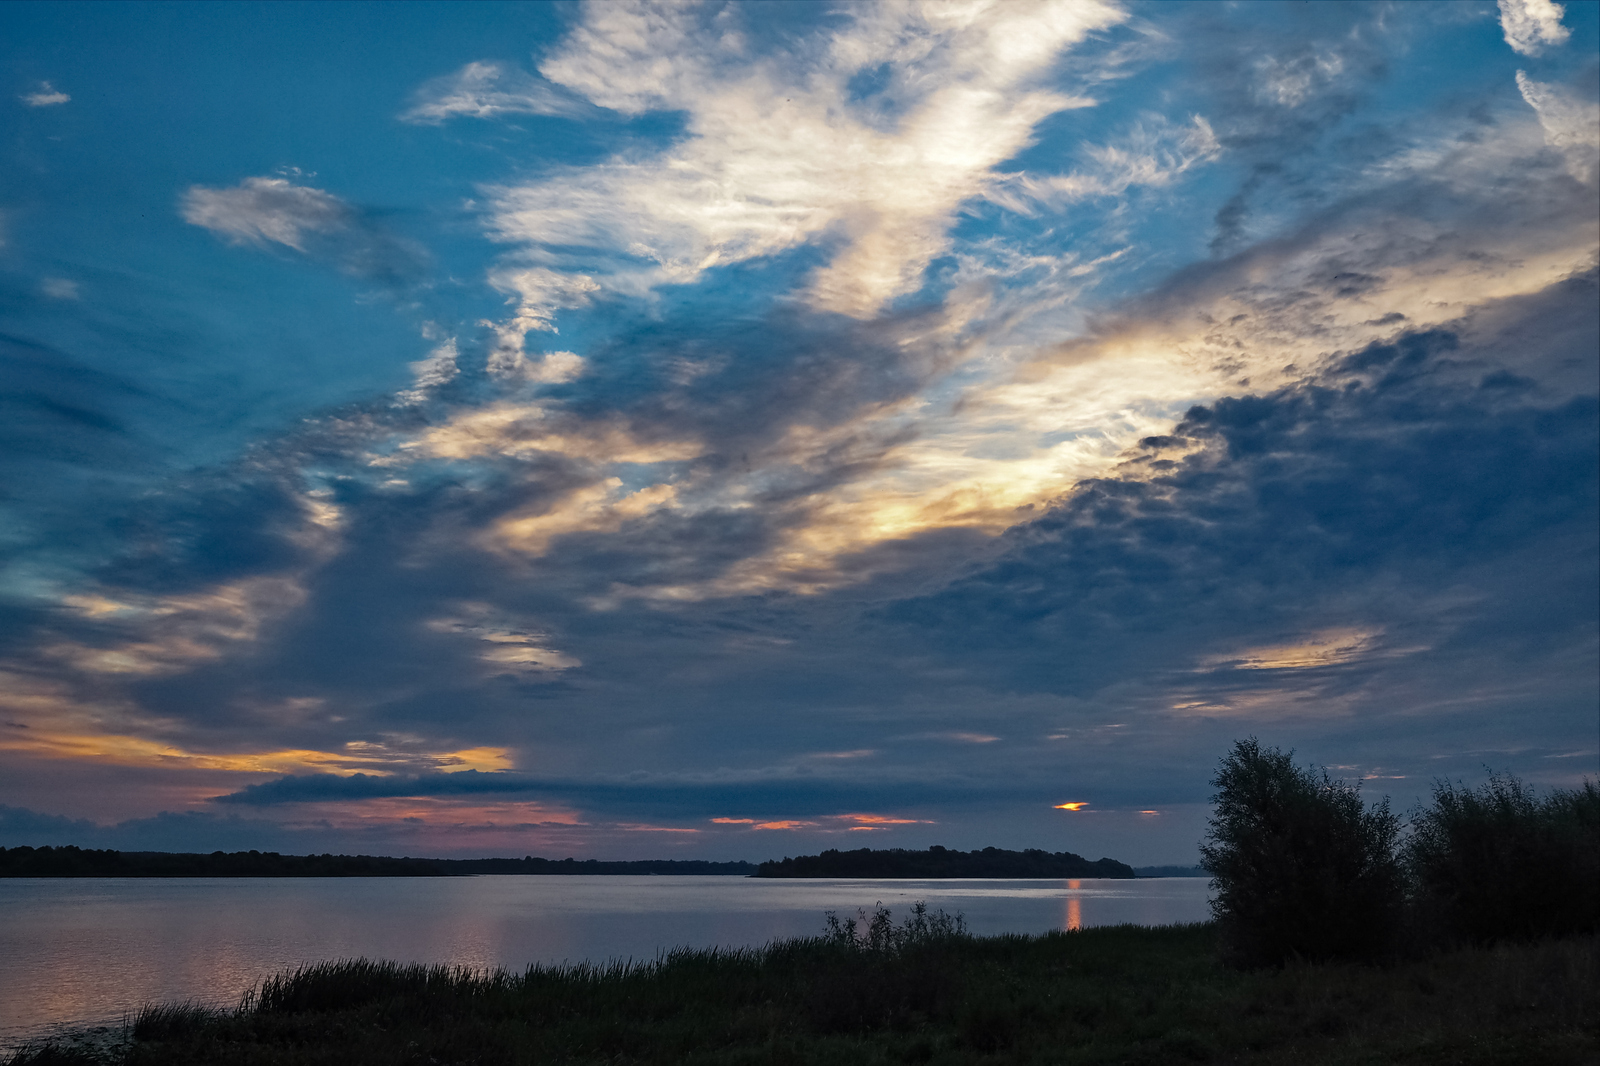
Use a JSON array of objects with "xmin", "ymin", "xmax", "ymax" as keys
[
  {"xmin": 756, "ymin": 846, "xmax": 1135, "ymax": 879},
  {"xmin": 0, "ymin": 849, "xmax": 757, "ymax": 878}
]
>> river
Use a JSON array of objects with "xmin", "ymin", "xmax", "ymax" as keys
[{"xmin": 0, "ymin": 874, "xmax": 1210, "ymax": 1050}]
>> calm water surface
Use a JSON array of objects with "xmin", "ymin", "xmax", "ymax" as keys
[{"xmin": 0, "ymin": 875, "xmax": 1210, "ymax": 1048}]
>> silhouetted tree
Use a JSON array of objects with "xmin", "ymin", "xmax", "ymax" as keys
[
  {"xmin": 1201, "ymin": 738, "xmax": 1404, "ymax": 966},
  {"xmin": 1406, "ymin": 772, "xmax": 1599, "ymax": 944}
]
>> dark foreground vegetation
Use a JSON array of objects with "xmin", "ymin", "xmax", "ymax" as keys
[
  {"xmin": 0, "ymin": 848, "xmax": 756, "ymax": 878},
  {"xmin": 8, "ymin": 915, "xmax": 1595, "ymax": 1066},
  {"xmin": 1201, "ymin": 739, "xmax": 1599, "ymax": 967},
  {"xmin": 756, "ymin": 846, "xmax": 1134, "ymax": 879}
]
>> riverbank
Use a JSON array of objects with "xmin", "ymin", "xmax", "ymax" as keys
[{"xmin": 8, "ymin": 922, "xmax": 1594, "ymax": 1065}]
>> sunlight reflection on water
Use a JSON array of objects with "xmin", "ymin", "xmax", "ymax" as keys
[{"xmin": 0, "ymin": 875, "xmax": 1210, "ymax": 1048}]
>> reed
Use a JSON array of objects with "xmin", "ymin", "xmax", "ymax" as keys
[{"xmin": 7, "ymin": 914, "xmax": 1594, "ymax": 1065}]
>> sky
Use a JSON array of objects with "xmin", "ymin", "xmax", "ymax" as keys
[{"xmin": 0, "ymin": 0, "xmax": 1595, "ymax": 866}]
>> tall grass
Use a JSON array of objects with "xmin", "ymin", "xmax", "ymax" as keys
[{"xmin": 7, "ymin": 919, "xmax": 1596, "ymax": 1066}]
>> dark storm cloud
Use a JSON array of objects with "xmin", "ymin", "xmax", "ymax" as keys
[
  {"xmin": 207, "ymin": 764, "xmax": 1158, "ymax": 819},
  {"xmin": 0, "ymin": 804, "xmax": 368, "ymax": 854},
  {"xmin": 0, "ymin": 804, "xmax": 99, "ymax": 842},
  {"xmin": 28, "ymin": 268, "xmax": 1597, "ymax": 802},
  {"xmin": 97, "ymin": 478, "xmax": 315, "ymax": 594},
  {"xmin": 888, "ymin": 306, "xmax": 1598, "ymax": 722},
  {"xmin": 544, "ymin": 295, "xmax": 953, "ymax": 469},
  {"xmin": 48, "ymin": 293, "xmax": 973, "ymax": 746}
]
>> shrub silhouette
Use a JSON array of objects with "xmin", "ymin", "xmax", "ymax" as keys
[
  {"xmin": 822, "ymin": 900, "xmax": 968, "ymax": 952},
  {"xmin": 1406, "ymin": 772, "xmax": 1599, "ymax": 944},
  {"xmin": 1200, "ymin": 738, "xmax": 1404, "ymax": 966}
]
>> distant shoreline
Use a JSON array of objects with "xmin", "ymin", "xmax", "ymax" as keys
[
  {"xmin": 1133, "ymin": 865, "xmax": 1207, "ymax": 878},
  {"xmin": 0, "ymin": 845, "xmax": 1207, "ymax": 879},
  {"xmin": 0, "ymin": 846, "xmax": 756, "ymax": 878}
]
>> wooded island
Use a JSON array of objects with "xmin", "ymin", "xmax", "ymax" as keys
[{"xmin": 755, "ymin": 845, "xmax": 1135, "ymax": 879}]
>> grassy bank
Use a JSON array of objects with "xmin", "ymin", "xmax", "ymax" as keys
[{"xmin": 8, "ymin": 920, "xmax": 1595, "ymax": 1066}]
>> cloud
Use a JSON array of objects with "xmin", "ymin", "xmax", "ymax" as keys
[
  {"xmin": 0, "ymin": 803, "xmax": 98, "ymax": 842},
  {"xmin": 182, "ymin": 177, "xmax": 351, "ymax": 251},
  {"xmin": 206, "ymin": 769, "xmax": 961, "ymax": 813},
  {"xmin": 0, "ymin": 332, "xmax": 150, "ymax": 486},
  {"xmin": 7, "ymin": 3, "xmax": 1597, "ymax": 863},
  {"xmin": 283, "ymin": 9, "xmax": 1587, "ymax": 617},
  {"xmin": 1201, "ymin": 629, "xmax": 1384, "ymax": 672},
  {"xmin": 1497, "ymin": 0, "xmax": 1571, "ymax": 56},
  {"xmin": 1516, "ymin": 71, "xmax": 1600, "ymax": 185},
  {"xmin": 1252, "ymin": 50, "xmax": 1348, "ymax": 109},
  {"xmin": 908, "ymin": 731, "xmax": 1001, "ymax": 744},
  {"xmin": 20, "ymin": 81, "xmax": 69, "ymax": 107},
  {"xmin": 481, "ymin": 0, "xmax": 1127, "ymax": 339},
  {"xmin": 400, "ymin": 60, "xmax": 590, "ymax": 124},
  {"xmin": 371, "ymin": 5, "xmax": 1600, "ymax": 613},
  {"xmin": 181, "ymin": 176, "xmax": 428, "ymax": 286},
  {"xmin": 0, "ymin": 803, "xmax": 451, "ymax": 853},
  {"xmin": 427, "ymin": 603, "xmax": 581, "ymax": 674},
  {"xmin": 1163, "ymin": 4, "xmax": 1398, "ymax": 256},
  {"xmin": 40, "ymin": 278, "xmax": 80, "ymax": 300},
  {"xmin": 483, "ymin": 266, "xmax": 601, "ymax": 369},
  {"xmin": 985, "ymin": 114, "xmax": 1220, "ymax": 211},
  {"xmin": 889, "ymin": 292, "xmax": 1599, "ymax": 727},
  {"xmin": 396, "ymin": 338, "xmax": 460, "ymax": 405}
]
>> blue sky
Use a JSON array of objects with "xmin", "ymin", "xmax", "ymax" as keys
[{"xmin": 1, "ymin": 0, "xmax": 1595, "ymax": 864}]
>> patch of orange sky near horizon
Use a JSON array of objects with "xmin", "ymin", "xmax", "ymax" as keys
[{"xmin": 711, "ymin": 812, "xmax": 931, "ymax": 831}]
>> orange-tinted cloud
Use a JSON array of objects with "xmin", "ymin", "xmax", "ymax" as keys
[
  {"xmin": 752, "ymin": 820, "xmax": 817, "ymax": 830},
  {"xmin": 835, "ymin": 813, "xmax": 930, "ymax": 826}
]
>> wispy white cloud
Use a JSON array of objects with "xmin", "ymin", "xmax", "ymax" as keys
[
  {"xmin": 395, "ymin": 338, "xmax": 460, "ymax": 405},
  {"xmin": 1497, "ymin": 0, "xmax": 1571, "ymax": 56},
  {"xmin": 399, "ymin": 61, "xmax": 589, "ymax": 124},
  {"xmin": 182, "ymin": 177, "xmax": 352, "ymax": 251},
  {"xmin": 1516, "ymin": 71, "xmax": 1599, "ymax": 185},
  {"xmin": 428, "ymin": 603, "xmax": 581, "ymax": 674},
  {"xmin": 985, "ymin": 114, "xmax": 1219, "ymax": 212},
  {"xmin": 1252, "ymin": 51, "xmax": 1346, "ymax": 108},
  {"xmin": 40, "ymin": 278, "xmax": 80, "ymax": 300},
  {"xmin": 482, "ymin": 0, "xmax": 1127, "ymax": 340},
  {"xmin": 182, "ymin": 175, "xmax": 427, "ymax": 284},
  {"xmin": 483, "ymin": 266, "xmax": 601, "ymax": 375},
  {"xmin": 20, "ymin": 81, "xmax": 69, "ymax": 107}
]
